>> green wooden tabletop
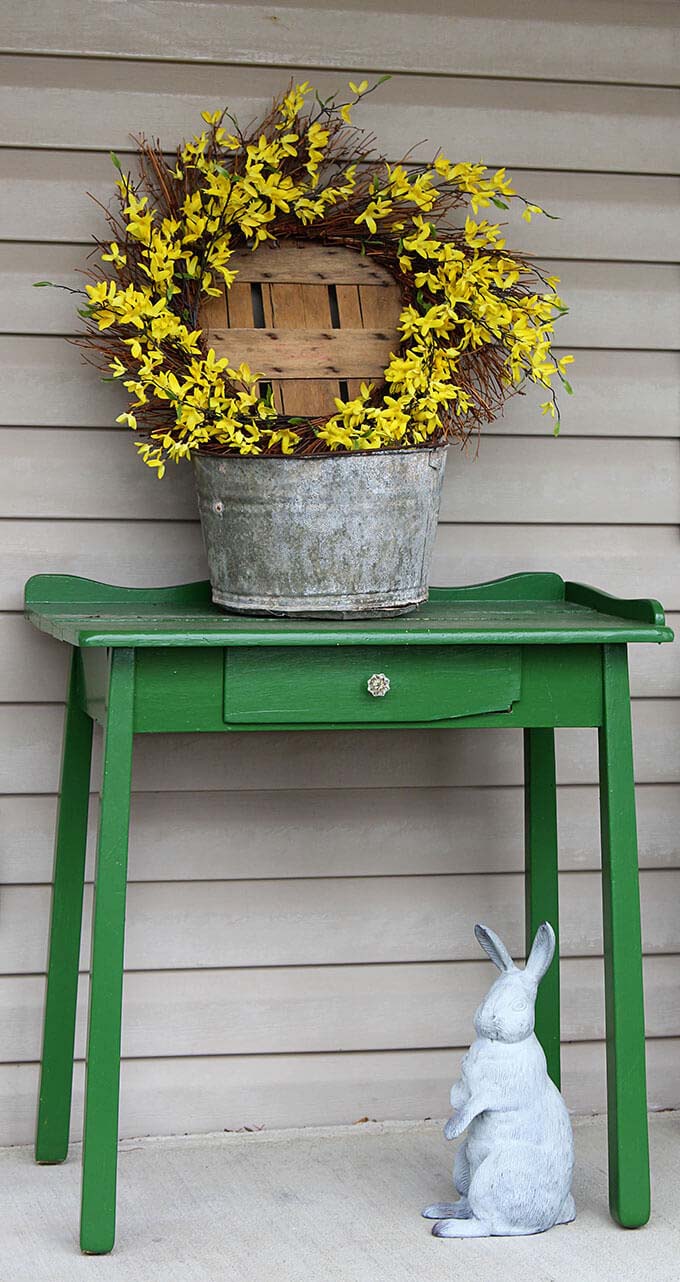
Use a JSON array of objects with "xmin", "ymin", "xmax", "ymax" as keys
[{"xmin": 24, "ymin": 572, "xmax": 674, "ymax": 648}]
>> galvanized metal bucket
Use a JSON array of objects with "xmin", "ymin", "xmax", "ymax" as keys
[{"xmin": 193, "ymin": 447, "xmax": 447, "ymax": 618}]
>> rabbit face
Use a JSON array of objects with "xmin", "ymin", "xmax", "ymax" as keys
[
  {"xmin": 471, "ymin": 921, "xmax": 556, "ymax": 1044},
  {"xmin": 473, "ymin": 971, "xmax": 535, "ymax": 1043}
]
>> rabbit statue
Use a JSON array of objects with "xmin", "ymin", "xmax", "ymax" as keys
[{"xmin": 422, "ymin": 920, "xmax": 575, "ymax": 1238}]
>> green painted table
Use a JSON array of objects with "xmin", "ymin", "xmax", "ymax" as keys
[{"xmin": 25, "ymin": 571, "xmax": 673, "ymax": 1254}]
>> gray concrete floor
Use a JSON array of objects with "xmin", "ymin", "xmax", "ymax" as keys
[{"xmin": 2, "ymin": 1113, "xmax": 680, "ymax": 1282}]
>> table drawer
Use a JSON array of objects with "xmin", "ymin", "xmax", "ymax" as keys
[{"xmin": 224, "ymin": 645, "xmax": 522, "ymax": 725}]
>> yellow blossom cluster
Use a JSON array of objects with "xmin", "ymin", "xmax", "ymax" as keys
[{"xmin": 76, "ymin": 79, "xmax": 572, "ymax": 475}]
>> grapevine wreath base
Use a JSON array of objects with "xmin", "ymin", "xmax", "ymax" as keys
[{"xmin": 70, "ymin": 78, "xmax": 572, "ymax": 476}]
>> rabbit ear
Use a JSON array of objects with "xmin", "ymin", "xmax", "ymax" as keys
[
  {"xmin": 524, "ymin": 921, "xmax": 556, "ymax": 985},
  {"xmin": 474, "ymin": 923, "xmax": 515, "ymax": 973}
]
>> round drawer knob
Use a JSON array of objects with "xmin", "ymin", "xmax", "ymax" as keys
[{"xmin": 367, "ymin": 672, "xmax": 391, "ymax": 698}]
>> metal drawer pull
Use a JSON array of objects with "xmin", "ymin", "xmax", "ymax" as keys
[{"xmin": 367, "ymin": 672, "xmax": 391, "ymax": 697}]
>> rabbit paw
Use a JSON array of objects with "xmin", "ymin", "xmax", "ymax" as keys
[
  {"xmin": 444, "ymin": 1113, "xmax": 464, "ymax": 1140},
  {"xmin": 433, "ymin": 1216, "xmax": 489, "ymax": 1238},
  {"xmin": 422, "ymin": 1199, "xmax": 470, "ymax": 1220}
]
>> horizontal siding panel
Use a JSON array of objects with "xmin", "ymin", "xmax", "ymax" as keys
[
  {"xmin": 3, "ymin": 338, "xmax": 677, "ymax": 437},
  {"xmin": 3, "ymin": 431, "xmax": 678, "ymax": 523},
  {"xmin": 2, "ymin": 698, "xmax": 678, "ymax": 795},
  {"xmin": 4, "ymin": 609, "xmax": 677, "ymax": 706},
  {"xmin": 493, "ymin": 350, "xmax": 680, "ymax": 438},
  {"xmin": 4, "ymin": 151, "xmax": 679, "ymax": 263},
  {"xmin": 2, "ymin": 522, "xmax": 677, "ymax": 612},
  {"xmin": 0, "ymin": 616, "xmax": 70, "ymax": 701},
  {"xmin": 6, "ymin": 246, "xmax": 679, "ymax": 348},
  {"xmin": 0, "ymin": 1039, "xmax": 677, "ymax": 1145},
  {"xmin": 2, "ymin": 0, "xmax": 678, "ymax": 86},
  {"xmin": 1, "ymin": 58, "xmax": 678, "ymax": 173},
  {"xmin": 0, "ymin": 336, "xmax": 127, "ymax": 427},
  {"xmin": 1, "ymin": 1, "xmax": 678, "ymax": 1138},
  {"xmin": 2, "ymin": 783, "xmax": 678, "ymax": 885},
  {"xmin": 443, "ymin": 436, "xmax": 680, "ymax": 523},
  {"xmin": 2, "ymin": 955, "xmax": 679, "ymax": 1063},
  {"xmin": 429, "ymin": 525, "xmax": 680, "ymax": 610},
  {"xmin": 1, "ymin": 518, "xmax": 209, "ymax": 611},
  {"xmin": 630, "ymin": 615, "xmax": 680, "ymax": 694},
  {"xmin": 2, "ymin": 869, "xmax": 679, "ymax": 973}
]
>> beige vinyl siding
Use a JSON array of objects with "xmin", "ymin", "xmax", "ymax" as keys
[{"xmin": 0, "ymin": 0, "xmax": 678, "ymax": 1145}]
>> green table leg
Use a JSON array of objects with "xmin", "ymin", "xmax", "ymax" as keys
[
  {"xmin": 598, "ymin": 645, "xmax": 650, "ymax": 1228},
  {"xmin": 524, "ymin": 727, "xmax": 561, "ymax": 1088},
  {"xmin": 35, "ymin": 649, "xmax": 93, "ymax": 1164},
  {"xmin": 80, "ymin": 648, "xmax": 135, "ymax": 1255}
]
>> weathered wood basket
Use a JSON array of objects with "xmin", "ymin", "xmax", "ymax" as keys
[
  {"xmin": 195, "ymin": 241, "xmax": 447, "ymax": 618},
  {"xmin": 200, "ymin": 238, "xmax": 403, "ymax": 415}
]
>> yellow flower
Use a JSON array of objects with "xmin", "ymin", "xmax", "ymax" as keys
[
  {"xmin": 277, "ymin": 82, "xmax": 310, "ymax": 126},
  {"xmin": 73, "ymin": 82, "xmax": 569, "ymax": 474},
  {"xmin": 267, "ymin": 428, "xmax": 300, "ymax": 455},
  {"xmin": 402, "ymin": 215, "xmax": 441, "ymax": 258},
  {"xmin": 521, "ymin": 203, "xmax": 544, "ymax": 224},
  {"xmin": 95, "ymin": 309, "xmax": 117, "ymax": 330},
  {"xmin": 86, "ymin": 280, "xmax": 115, "ymax": 304},
  {"xmin": 317, "ymin": 420, "xmax": 358, "ymax": 450},
  {"xmin": 101, "ymin": 241, "xmax": 127, "ymax": 268}
]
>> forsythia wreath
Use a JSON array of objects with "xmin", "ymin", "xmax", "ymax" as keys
[{"xmin": 63, "ymin": 78, "xmax": 573, "ymax": 476}]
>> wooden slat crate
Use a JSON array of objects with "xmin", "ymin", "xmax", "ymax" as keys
[{"xmin": 201, "ymin": 241, "xmax": 403, "ymax": 416}]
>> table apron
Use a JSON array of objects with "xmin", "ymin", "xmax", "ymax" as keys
[{"xmin": 79, "ymin": 642, "xmax": 606, "ymax": 732}]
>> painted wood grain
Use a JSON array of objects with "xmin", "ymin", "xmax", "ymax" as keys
[
  {"xmin": 2, "ymin": 869, "xmax": 680, "ymax": 974},
  {"xmin": 3, "ymin": 698, "xmax": 678, "ymax": 797},
  {"xmin": 7, "ymin": 246, "xmax": 680, "ymax": 348},
  {"xmin": 2, "ymin": 782, "xmax": 678, "ymax": 886},
  {"xmin": 3, "ymin": 608, "xmax": 677, "ymax": 705},
  {"xmin": 3, "ymin": 431, "xmax": 677, "ymax": 523},
  {"xmin": 1, "ymin": 0, "xmax": 679, "ymax": 1133},
  {"xmin": 4, "ymin": 153, "xmax": 679, "ymax": 263},
  {"xmin": 0, "ymin": 1038, "xmax": 677, "ymax": 1146},
  {"xmin": 3, "ymin": 338, "xmax": 677, "ymax": 436},
  {"xmin": 2, "ymin": 521, "xmax": 677, "ymax": 612},
  {"xmin": 2, "ymin": 955, "xmax": 679, "ymax": 1064},
  {"xmin": 1, "ymin": 58, "xmax": 678, "ymax": 173},
  {"xmin": 0, "ymin": 336, "xmax": 128, "ymax": 427},
  {"xmin": 491, "ymin": 350, "xmax": 680, "ymax": 439},
  {"xmin": 3, "ymin": 0, "xmax": 678, "ymax": 86},
  {"xmin": 3, "ymin": 607, "xmax": 672, "ymax": 707}
]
